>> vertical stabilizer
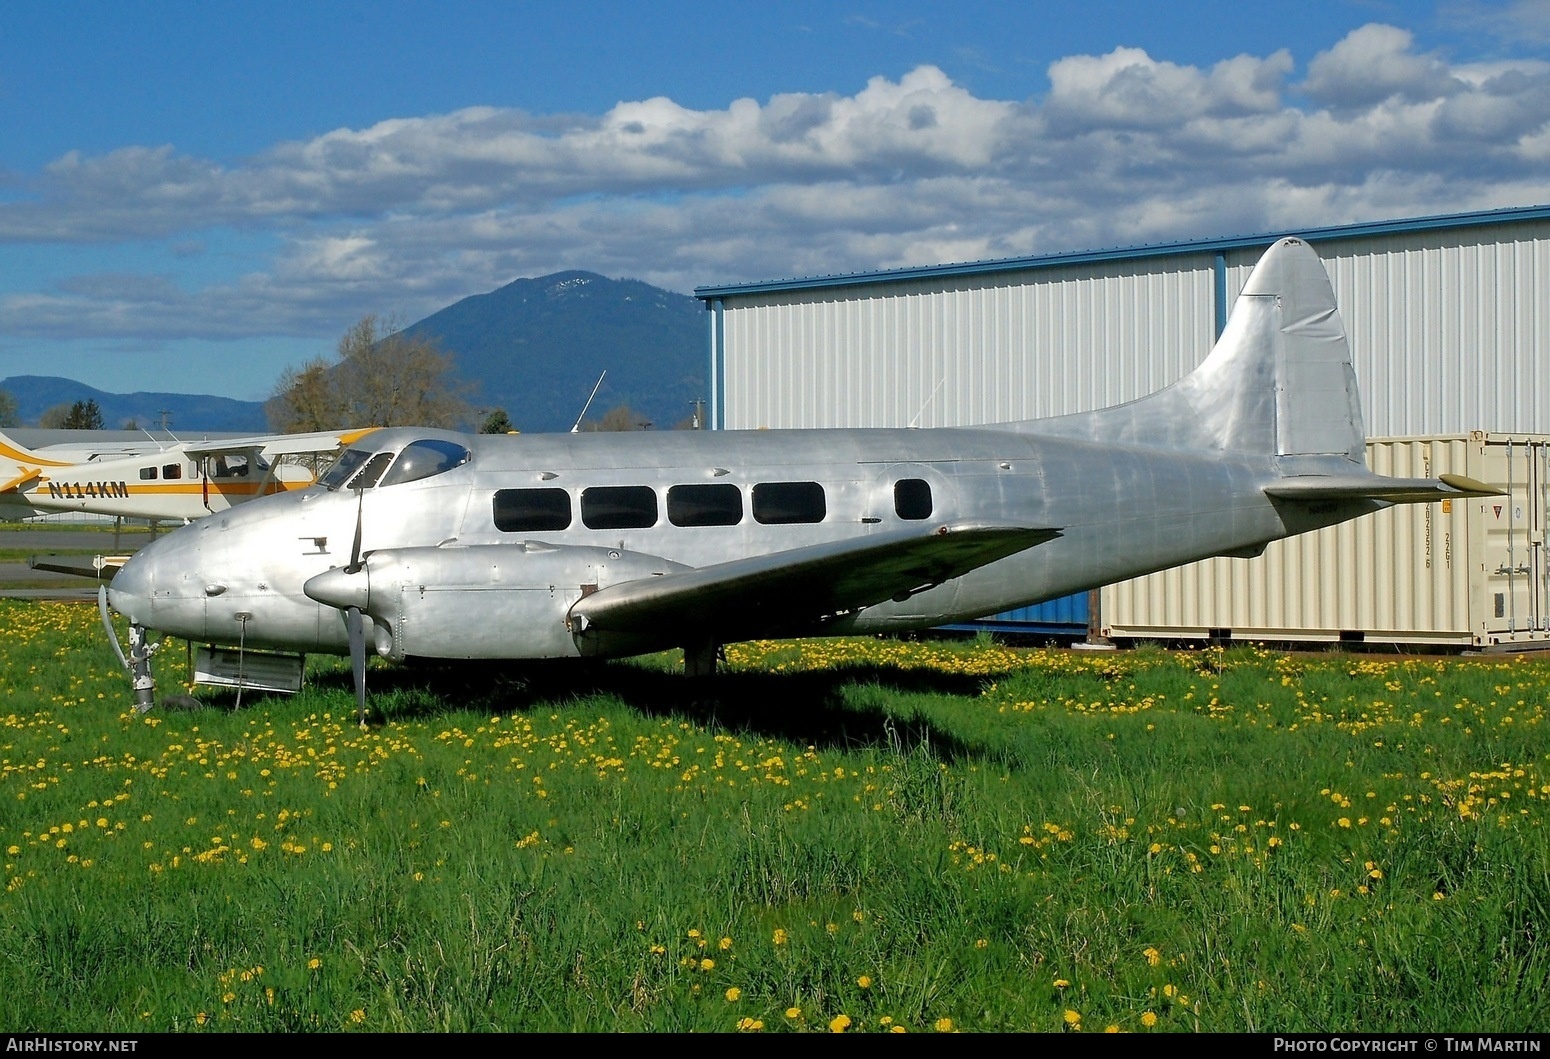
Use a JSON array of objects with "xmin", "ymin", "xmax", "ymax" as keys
[{"xmin": 1017, "ymin": 238, "xmax": 1367, "ymax": 464}]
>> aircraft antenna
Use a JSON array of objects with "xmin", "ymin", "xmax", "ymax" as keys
[
  {"xmin": 570, "ymin": 371, "xmax": 607, "ymax": 433},
  {"xmin": 908, "ymin": 377, "xmax": 947, "ymax": 429},
  {"xmin": 140, "ymin": 428, "xmax": 169, "ymax": 452}
]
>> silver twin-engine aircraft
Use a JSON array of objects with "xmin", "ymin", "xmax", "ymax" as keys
[{"xmin": 104, "ymin": 238, "xmax": 1499, "ymax": 713}]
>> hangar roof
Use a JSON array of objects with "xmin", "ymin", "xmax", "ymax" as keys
[{"xmin": 694, "ymin": 204, "xmax": 1550, "ymax": 300}]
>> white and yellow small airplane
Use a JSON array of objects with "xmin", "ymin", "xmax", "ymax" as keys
[{"xmin": 0, "ymin": 426, "xmax": 380, "ymax": 524}]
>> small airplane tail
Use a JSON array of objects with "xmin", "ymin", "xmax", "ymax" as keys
[
  {"xmin": 0, "ymin": 428, "xmax": 68, "ymax": 495},
  {"xmin": 1022, "ymin": 236, "xmax": 1367, "ymax": 467}
]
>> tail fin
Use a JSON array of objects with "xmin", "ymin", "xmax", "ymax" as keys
[
  {"xmin": 1020, "ymin": 237, "xmax": 1366, "ymax": 464},
  {"xmin": 0, "ymin": 429, "xmax": 67, "ymax": 495}
]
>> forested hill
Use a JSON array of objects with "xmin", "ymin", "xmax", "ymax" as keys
[
  {"xmin": 0, "ymin": 376, "xmax": 269, "ymax": 433},
  {"xmin": 402, "ymin": 270, "xmax": 707, "ymax": 433},
  {"xmin": 3, "ymin": 272, "xmax": 709, "ymax": 436}
]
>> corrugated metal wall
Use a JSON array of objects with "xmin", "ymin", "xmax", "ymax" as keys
[
  {"xmin": 719, "ymin": 258, "xmax": 1216, "ymax": 430},
  {"xmin": 719, "ymin": 220, "xmax": 1549, "ymax": 438}
]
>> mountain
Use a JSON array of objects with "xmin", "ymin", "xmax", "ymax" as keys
[
  {"xmin": 402, "ymin": 270, "xmax": 707, "ymax": 433},
  {"xmin": 1, "ymin": 271, "xmax": 709, "ymax": 436},
  {"xmin": 0, "ymin": 376, "xmax": 269, "ymax": 433}
]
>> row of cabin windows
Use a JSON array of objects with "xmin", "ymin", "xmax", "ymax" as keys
[
  {"xmin": 138, "ymin": 455, "xmax": 257, "ymax": 481},
  {"xmin": 493, "ymin": 479, "xmax": 933, "ymax": 533}
]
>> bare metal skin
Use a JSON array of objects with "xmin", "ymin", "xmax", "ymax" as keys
[{"xmin": 106, "ymin": 239, "xmax": 1497, "ymax": 704}]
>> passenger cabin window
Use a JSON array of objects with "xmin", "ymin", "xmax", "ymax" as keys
[
  {"xmin": 139, "ymin": 467, "xmax": 157, "ymax": 481},
  {"xmin": 162, "ymin": 463, "xmax": 182, "ymax": 480},
  {"xmin": 581, "ymin": 485, "xmax": 658, "ymax": 530},
  {"xmin": 494, "ymin": 488, "xmax": 572, "ymax": 532},
  {"xmin": 379, "ymin": 439, "xmax": 471, "ymax": 487},
  {"xmin": 667, "ymin": 483, "xmax": 743, "ymax": 527},
  {"xmin": 752, "ymin": 481, "xmax": 826, "ymax": 525},
  {"xmin": 894, "ymin": 478, "xmax": 933, "ymax": 520}
]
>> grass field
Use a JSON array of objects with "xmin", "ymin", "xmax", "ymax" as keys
[{"xmin": 1, "ymin": 599, "xmax": 1546, "ymax": 1032}]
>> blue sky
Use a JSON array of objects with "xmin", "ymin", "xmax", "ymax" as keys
[{"xmin": 3, "ymin": 1, "xmax": 1548, "ymax": 403}]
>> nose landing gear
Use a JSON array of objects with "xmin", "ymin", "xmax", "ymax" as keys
[{"xmin": 100, "ymin": 585, "xmax": 160, "ymax": 713}]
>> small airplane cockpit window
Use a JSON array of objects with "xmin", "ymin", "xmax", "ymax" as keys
[
  {"xmin": 163, "ymin": 463, "xmax": 183, "ymax": 481},
  {"xmin": 378, "ymin": 439, "xmax": 472, "ymax": 488},
  {"xmin": 581, "ymin": 486, "xmax": 658, "ymax": 530},
  {"xmin": 208, "ymin": 453, "xmax": 259, "ymax": 480},
  {"xmin": 667, "ymin": 483, "xmax": 743, "ymax": 527},
  {"xmin": 752, "ymin": 481, "xmax": 826, "ymax": 525},
  {"xmin": 139, "ymin": 467, "xmax": 157, "ymax": 481},
  {"xmin": 894, "ymin": 479, "xmax": 933, "ymax": 520},
  {"xmin": 320, "ymin": 447, "xmax": 374, "ymax": 490},
  {"xmin": 494, "ymin": 488, "xmax": 572, "ymax": 532}
]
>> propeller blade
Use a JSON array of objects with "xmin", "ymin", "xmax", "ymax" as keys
[{"xmin": 346, "ymin": 605, "xmax": 367, "ymax": 725}]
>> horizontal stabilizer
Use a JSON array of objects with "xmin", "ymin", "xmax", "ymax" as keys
[
  {"xmin": 1265, "ymin": 473, "xmax": 1503, "ymax": 504},
  {"xmin": 0, "ymin": 466, "xmax": 42, "ymax": 493},
  {"xmin": 571, "ymin": 520, "xmax": 1060, "ymax": 642}
]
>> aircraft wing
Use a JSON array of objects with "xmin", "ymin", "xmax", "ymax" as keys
[
  {"xmin": 1265, "ymin": 473, "xmax": 1503, "ymax": 504},
  {"xmin": 179, "ymin": 427, "xmax": 380, "ymax": 459},
  {"xmin": 570, "ymin": 519, "xmax": 1060, "ymax": 641}
]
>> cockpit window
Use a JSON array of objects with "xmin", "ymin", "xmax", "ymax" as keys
[
  {"xmin": 378, "ymin": 439, "xmax": 471, "ymax": 487},
  {"xmin": 320, "ymin": 447, "xmax": 374, "ymax": 490},
  {"xmin": 346, "ymin": 452, "xmax": 395, "ymax": 491}
]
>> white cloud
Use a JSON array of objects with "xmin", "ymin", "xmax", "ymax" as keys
[{"xmin": 2, "ymin": 24, "xmax": 1548, "ymax": 355}]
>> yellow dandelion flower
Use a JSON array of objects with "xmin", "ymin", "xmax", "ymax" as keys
[
  {"xmin": 736, "ymin": 1017, "xmax": 764, "ymax": 1031},
  {"xmin": 1143, "ymin": 946, "xmax": 1161, "ymax": 966},
  {"xmin": 725, "ymin": 987, "xmax": 742, "ymax": 1002},
  {"xmin": 773, "ymin": 928, "xmax": 788, "ymax": 945},
  {"xmin": 935, "ymin": 1017, "xmax": 954, "ymax": 1032},
  {"xmin": 1141, "ymin": 1011, "xmax": 1158, "ymax": 1028},
  {"xmin": 1064, "ymin": 1009, "xmax": 1082, "ymax": 1027},
  {"xmin": 830, "ymin": 1014, "xmax": 852, "ymax": 1033},
  {"xmin": 1054, "ymin": 978, "xmax": 1070, "ymax": 988},
  {"xmin": 857, "ymin": 975, "xmax": 872, "ymax": 989},
  {"xmin": 349, "ymin": 1009, "xmax": 365, "ymax": 1024},
  {"xmin": 307, "ymin": 958, "xmax": 321, "ymax": 971},
  {"xmin": 700, "ymin": 958, "xmax": 715, "ymax": 971}
]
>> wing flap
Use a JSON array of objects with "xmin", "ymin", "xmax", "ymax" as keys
[
  {"xmin": 1265, "ymin": 473, "xmax": 1503, "ymax": 503},
  {"xmin": 570, "ymin": 520, "xmax": 1059, "ymax": 642}
]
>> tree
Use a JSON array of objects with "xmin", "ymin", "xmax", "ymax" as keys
[
  {"xmin": 479, "ymin": 408, "xmax": 515, "ymax": 434},
  {"xmin": 0, "ymin": 388, "xmax": 17, "ymax": 428},
  {"xmin": 580, "ymin": 404, "xmax": 652, "ymax": 432},
  {"xmin": 41, "ymin": 399, "xmax": 104, "ymax": 429},
  {"xmin": 266, "ymin": 314, "xmax": 472, "ymax": 432}
]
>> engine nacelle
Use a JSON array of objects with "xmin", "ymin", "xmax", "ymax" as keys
[{"xmin": 304, "ymin": 541, "xmax": 688, "ymax": 660}]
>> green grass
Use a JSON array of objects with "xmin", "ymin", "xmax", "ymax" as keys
[{"xmin": 1, "ymin": 602, "xmax": 1547, "ymax": 1032}]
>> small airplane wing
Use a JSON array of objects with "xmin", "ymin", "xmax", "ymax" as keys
[
  {"xmin": 571, "ymin": 519, "xmax": 1060, "ymax": 641},
  {"xmin": 179, "ymin": 427, "xmax": 381, "ymax": 459},
  {"xmin": 1265, "ymin": 473, "xmax": 1503, "ymax": 504}
]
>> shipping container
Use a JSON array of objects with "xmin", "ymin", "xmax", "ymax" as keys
[{"xmin": 1100, "ymin": 434, "xmax": 1550, "ymax": 650}]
